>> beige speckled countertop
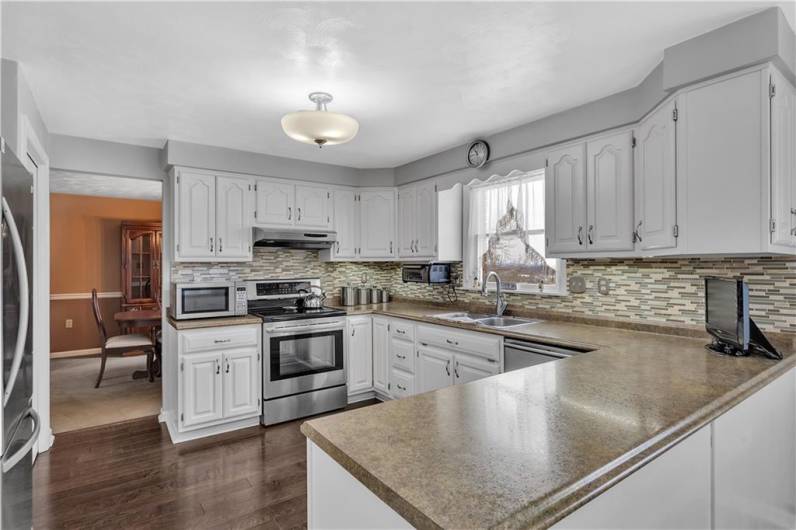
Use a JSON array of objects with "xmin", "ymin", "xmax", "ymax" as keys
[
  {"xmin": 302, "ymin": 301, "xmax": 796, "ymax": 529},
  {"xmin": 167, "ymin": 314, "xmax": 262, "ymax": 330}
]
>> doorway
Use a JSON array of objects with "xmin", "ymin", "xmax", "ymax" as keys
[{"xmin": 48, "ymin": 172, "xmax": 163, "ymax": 433}]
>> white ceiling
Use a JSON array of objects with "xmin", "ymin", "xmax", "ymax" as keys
[
  {"xmin": 4, "ymin": 2, "xmax": 794, "ymax": 169},
  {"xmin": 50, "ymin": 171, "xmax": 162, "ymax": 201}
]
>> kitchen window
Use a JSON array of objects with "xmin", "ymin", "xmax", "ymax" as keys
[{"xmin": 463, "ymin": 168, "xmax": 566, "ymax": 295}]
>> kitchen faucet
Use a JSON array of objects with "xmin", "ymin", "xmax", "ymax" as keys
[{"xmin": 481, "ymin": 271, "xmax": 508, "ymax": 316}]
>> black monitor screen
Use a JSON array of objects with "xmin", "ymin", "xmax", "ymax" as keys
[{"xmin": 705, "ymin": 277, "xmax": 749, "ymax": 350}]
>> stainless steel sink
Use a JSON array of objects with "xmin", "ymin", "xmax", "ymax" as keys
[
  {"xmin": 433, "ymin": 312, "xmax": 492, "ymax": 323},
  {"xmin": 476, "ymin": 316, "xmax": 540, "ymax": 328}
]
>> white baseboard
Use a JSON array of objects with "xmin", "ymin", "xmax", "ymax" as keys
[
  {"xmin": 51, "ymin": 348, "xmax": 101, "ymax": 359},
  {"xmin": 165, "ymin": 414, "xmax": 261, "ymax": 444}
]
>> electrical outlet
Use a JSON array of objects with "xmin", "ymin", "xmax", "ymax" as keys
[{"xmin": 65, "ymin": 319, "xmax": 73, "ymax": 329}]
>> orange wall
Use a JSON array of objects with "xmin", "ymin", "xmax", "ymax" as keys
[{"xmin": 50, "ymin": 193, "xmax": 161, "ymax": 353}]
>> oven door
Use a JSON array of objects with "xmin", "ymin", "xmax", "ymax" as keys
[{"xmin": 263, "ymin": 319, "xmax": 346, "ymax": 399}]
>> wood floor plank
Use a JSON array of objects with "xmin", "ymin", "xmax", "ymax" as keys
[{"xmin": 33, "ymin": 400, "xmax": 378, "ymax": 528}]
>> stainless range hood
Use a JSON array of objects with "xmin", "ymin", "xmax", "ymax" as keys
[{"xmin": 253, "ymin": 227, "xmax": 337, "ymax": 249}]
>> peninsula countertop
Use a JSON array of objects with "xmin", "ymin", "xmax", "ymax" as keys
[{"xmin": 302, "ymin": 301, "xmax": 796, "ymax": 529}]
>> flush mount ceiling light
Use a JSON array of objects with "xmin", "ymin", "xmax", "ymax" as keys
[{"xmin": 281, "ymin": 92, "xmax": 359, "ymax": 148}]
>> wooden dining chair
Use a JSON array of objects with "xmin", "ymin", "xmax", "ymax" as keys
[{"xmin": 91, "ymin": 289, "xmax": 156, "ymax": 388}]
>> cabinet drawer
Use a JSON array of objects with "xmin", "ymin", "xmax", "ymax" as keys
[
  {"xmin": 390, "ymin": 320, "xmax": 415, "ymax": 342},
  {"xmin": 416, "ymin": 324, "xmax": 500, "ymax": 361},
  {"xmin": 390, "ymin": 337, "xmax": 414, "ymax": 373},
  {"xmin": 179, "ymin": 325, "xmax": 259, "ymax": 354},
  {"xmin": 390, "ymin": 368, "xmax": 414, "ymax": 399}
]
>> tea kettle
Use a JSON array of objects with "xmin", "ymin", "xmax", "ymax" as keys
[{"xmin": 297, "ymin": 285, "xmax": 326, "ymax": 309}]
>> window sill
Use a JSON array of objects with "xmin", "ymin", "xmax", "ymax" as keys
[{"xmin": 458, "ymin": 286, "xmax": 569, "ymax": 297}]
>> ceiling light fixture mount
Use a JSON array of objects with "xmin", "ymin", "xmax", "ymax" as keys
[{"xmin": 281, "ymin": 92, "xmax": 359, "ymax": 148}]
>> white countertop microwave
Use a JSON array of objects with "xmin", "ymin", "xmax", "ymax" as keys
[{"xmin": 168, "ymin": 281, "xmax": 248, "ymax": 320}]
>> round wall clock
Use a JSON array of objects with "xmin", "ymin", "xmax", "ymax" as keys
[{"xmin": 466, "ymin": 139, "xmax": 490, "ymax": 168}]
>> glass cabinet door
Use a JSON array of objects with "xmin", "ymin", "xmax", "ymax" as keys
[{"xmin": 122, "ymin": 221, "xmax": 162, "ymax": 309}]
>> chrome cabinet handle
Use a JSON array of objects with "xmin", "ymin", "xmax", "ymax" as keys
[
  {"xmin": 445, "ymin": 338, "xmax": 459, "ymax": 346},
  {"xmin": 397, "ymin": 353, "xmax": 406, "ymax": 360},
  {"xmin": 214, "ymin": 339, "xmax": 231, "ymax": 344},
  {"xmin": 335, "ymin": 241, "xmax": 340, "ymax": 253},
  {"xmin": 225, "ymin": 360, "xmax": 230, "ymax": 374},
  {"xmin": 297, "ymin": 207, "xmax": 302, "ymax": 221},
  {"xmin": 288, "ymin": 207, "xmax": 292, "ymax": 220},
  {"xmin": 577, "ymin": 226, "xmax": 583, "ymax": 245},
  {"xmin": 352, "ymin": 327, "xmax": 355, "ymax": 336},
  {"xmin": 390, "ymin": 241, "xmax": 393, "ymax": 254},
  {"xmin": 454, "ymin": 361, "xmax": 460, "ymax": 379},
  {"xmin": 396, "ymin": 329, "xmax": 406, "ymax": 334},
  {"xmin": 216, "ymin": 360, "xmax": 220, "ymax": 375},
  {"xmin": 633, "ymin": 220, "xmax": 643, "ymax": 243},
  {"xmin": 396, "ymin": 384, "xmax": 406, "ymax": 391},
  {"xmin": 791, "ymin": 209, "xmax": 796, "ymax": 236},
  {"xmin": 218, "ymin": 237, "xmax": 223, "ymax": 253},
  {"xmin": 445, "ymin": 359, "xmax": 450, "ymax": 376},
  {"xmin": 209, "ymin": 237, "xmax": 214, "ymax": 252},
  {"xmin": 587, "ymin": 225, "xmax": 594, "ymax": 245}
]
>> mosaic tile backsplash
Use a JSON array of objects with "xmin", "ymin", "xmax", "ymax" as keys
[{"xmin": 172, "ymin": 249, "xmax": 796, "ymax": 334}]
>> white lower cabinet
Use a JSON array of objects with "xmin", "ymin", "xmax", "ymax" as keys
[
  {"xmin": 417, "ymin": 345, "xmax": 453, "ymax": 394},
  {"xmin": 347, "ymin": 316, "xmax": 373, "ymax": 396},
  {"xmin": 372, "ymin": 316, "xmax": 390, "ymax": 395},
  {"xmin": 454, "ymin": 352, "xmax": 499, "ymax": 384},
  {"xmin": 177, "ymin": 324, "xmax": 261, "ymax": 435}
]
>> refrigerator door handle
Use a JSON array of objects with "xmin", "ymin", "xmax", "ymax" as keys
[
  {"xmin": 1, "ymin": 407, "xmax": 39, "ymax": 474},
  {"xmin": 2, "ymin": 196, "xmax": 30, "ymax": 406}
]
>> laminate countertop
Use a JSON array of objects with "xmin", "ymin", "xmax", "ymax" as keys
[
  {"xmin": 302, "ymin": 301, "xmax": 796, "ymax": 529},
  {"xmin": 167, "ymin": 315, "xmax": 262, "ymax": 330}
]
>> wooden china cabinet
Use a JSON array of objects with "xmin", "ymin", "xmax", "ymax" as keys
[{"xmin": 121, "ymin": 221, "xmax": 162, "ymax": 311}]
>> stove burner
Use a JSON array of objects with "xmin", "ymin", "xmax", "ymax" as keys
[{"xmin": 248, "ymin": 305, "xmax": 347, "ymax": 323}]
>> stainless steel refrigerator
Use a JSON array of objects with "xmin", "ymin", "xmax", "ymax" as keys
[{"xmin": 0, "ymin": 139, "xmax": 37, "ymax": 530}]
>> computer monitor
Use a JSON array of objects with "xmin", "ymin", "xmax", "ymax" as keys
[{"xmin": 704, "ymin": 277, "xmax": 781, "ymax": 360}]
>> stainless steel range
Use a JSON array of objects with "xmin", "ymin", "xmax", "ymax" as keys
[{"xmin": 244, "ymin": 279, "xmax": 347, "ymax": 426}]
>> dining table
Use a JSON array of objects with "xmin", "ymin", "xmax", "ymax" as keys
[{"xmin": 113, "ymin": 309, "xmax": 162, "ymax": 380}]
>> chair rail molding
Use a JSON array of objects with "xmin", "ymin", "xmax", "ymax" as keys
[{"xmin": 50, "ymin": 291, "xmax": 123, "ymax": 301}]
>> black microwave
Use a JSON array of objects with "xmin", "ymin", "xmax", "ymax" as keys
[{"xmin": 402, "ymin": 264, "xmax": 451, "ymax": 284}]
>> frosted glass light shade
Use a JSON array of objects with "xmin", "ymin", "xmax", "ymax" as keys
[{"xmin": 281, "ymin": 110, "xmax": 359, "ymax": 146}]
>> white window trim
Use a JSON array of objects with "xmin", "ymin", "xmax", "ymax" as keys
[{"xmin": 463, "ymin": 169, "xmax": 568, "ymax": 296}]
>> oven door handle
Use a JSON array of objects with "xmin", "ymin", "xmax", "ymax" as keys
[{"xmin": 265, "ymin": 322, "xmax": 345, "ymax": 334}]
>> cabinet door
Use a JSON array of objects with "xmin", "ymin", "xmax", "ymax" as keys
[
  {"xmin": 216, "ymin": 176, "xmax": 253, "ymax": 259},
  {"xmin": 414, "ymin": 181, "xmax": 437, "ymax": 257},
  {"xmin": 359, "ymin": 190, "xmax": 396, "ymax": 258},
  {"xmin": 254, "ymin": 180, "xmax": 294, "ymax": 227},
  {"xmin": 417, "ymin": 345, "xmax": 453, "ymax": 394},
  {"xmin": 332, "ymin": 190, "xmax": 358, "ymax": 258},
  {"xmin": 176, "ymin": 171, "xmax": 216, "ymax": 259},
  {"xmin": 296, "ymin": 185, "xmax": 332, "ymax": 229},
  {"xmin": 372, "ymin": 317, "xmax": 390, "ymax": 394},
  {"xmin": 770, "ymin": 68, "xmax": 796, "ymax": 248},
  {"xmin": 181, "ymin": 352, "xmax": 223, "ymax": 428},
  {"xmin": 347, "ymin": 317, "xmax": 373, "ymax": 394},
  {"xmin": 397, "ymin": 187, "xmax": 416, "ymax": 257},
  {"xmin": 586, "ymin": 131, "xmax": 634, "ymax": 251},
  {"xmin": 454, "ymin": 353, "xmax": 499, "ymax": 385},
  {"xmin": 634, "ymin": 99, "xmax": 677, "ymax": 252},
  {"xmin": 222, "ymin": 348, "xmax": 260, "ymax": 419},
  {"xmin": 546, "ymin": 144, "xmax": 587, "ymax": 254}
]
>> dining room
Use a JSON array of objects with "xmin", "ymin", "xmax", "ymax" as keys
[{"xmin": 48, "ymin": 171, "xmax": 163, "ymax": 433}]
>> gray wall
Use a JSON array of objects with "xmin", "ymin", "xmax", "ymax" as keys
[
  {"xmin": 50, "ymin": 134, "xmax": 164, "ymax": 180},
  {"xmin": 1, "ymin": 59, "xmax": 49, "ymax": 158},
  {"xmin": 394, "ymin": 6, "xmax": 796, "ymax": 187}
]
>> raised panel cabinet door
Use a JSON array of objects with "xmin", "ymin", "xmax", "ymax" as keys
[
  {"xmin": 359, "ymin": 190, "xmax": 396, "ymax": 258},
  {"xmin": 770, "ymin": 68, "xmax": 796, "ymax": 248},
  {"xmin": 546, "ymin": 143, "xmax": 587, "ymax": 254},
  {"xmin": 372, "ymin": 317, "xmax": 390, "ymax": 394},
  {"xmin": 414, "ymin": 181, "xmax": 437, "ymax": 257},
  {"xmin": 417, "ymin": 345, "xmax": 453, "ymax": 394},
  {"xmin": 347, "ymin": 317, "xmax": 373, "ymax": 394},
  {"xmin": 634, "ymin": 99, "xmax": 677, "ymax": 251},
  {"xmin": 397, "ymin": 186, "xmax": 416, "ymax": 257},
  {"xmin": 222, "ymin": 348, "xmax": 260, "ymax": 419},
  {"xmin": 295, "ymin": 185, "xmax": 332, "ymax": 229},
  {"xmin": 176, "ymin": 171, "xmax": 216, "ymax": 259},
  {"xmin": 454, "ymin": 354, "xmax": 498, "ymax": 385},
  {"xmin": 254, "ymin": 180, "xmax": 294, "ymax": 227},
  {"xmin": 216, "ymin": 176, "xmax": 253, "ymax": 259},
  {"xmin": 181, "ymin": 352, "xmax": 223, "ymax": 428},
  {"xmin": 332, "ymin": 190, "xmax": 358, "ymax": 258},
  {"xmin": 586, "ymin": 131, "xmax": 634, "ymax": 251}
]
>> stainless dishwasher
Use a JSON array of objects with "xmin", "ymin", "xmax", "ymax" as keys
[{"xmin": 503, "ymin": 338, "xmax": 590, "ymax": 371}]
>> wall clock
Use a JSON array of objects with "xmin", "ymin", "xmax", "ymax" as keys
[{"xmin": 466, "ymin": 139, "xmax": 490, "ymax": 168}]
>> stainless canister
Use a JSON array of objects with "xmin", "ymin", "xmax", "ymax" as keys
[
  {"xmin": 370, "ymin": 288, "xmax": 382, "ymax": 304},
  {"xmin": 380, "ymin": 289, "xmax": 390, "ymax": 303},
  {"xmin": 357, "ymin": 287, "xmax": 371, "ymax": 305},
  {"xmin": 340, "ymin": 286, "xmax": 357, "ymax": 306}
]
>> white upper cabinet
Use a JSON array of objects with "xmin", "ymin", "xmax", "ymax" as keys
[
  {"xmin": 586, "ymin": 131, "xmax": 634, "ymax": 251},
  {"xmin": 769, "ymin": 68, "xmax": 796, "ymax": 249},
  {"xmin": 398, "ymin": 186, "xmax": 416, "ymax": 257},
  {"xmin": 546, "ymin": 143, "xmax": 587, "ymax": 254},
  {"xmin": 295, "ymin": 185, "xmax": 332, "ymax": 229},
  {"xmin": 359, "ymin": 190, "xmax": 396, "ymax": 258},
  {"xmin": 254, "ymin": 181, "xmax": 294, "ymax": 227},
  {"xmin": 216, "ymin": 175, "xmax": 253, "ymax": 259},
  {"xmin": 634, "ymin": 99, "xmax": 678, "ymax": 252},
  {"xmin": 176, "ymin": 171, "xmax": 216, "ymax": 260},
  {"xmin": 332, "ymin": 190, "xmax": 358, "ymax": 258}
]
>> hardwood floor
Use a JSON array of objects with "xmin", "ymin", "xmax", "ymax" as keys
[{"xmin": 33, "ymin": 401, "xmax": 378, "ymax": 529}]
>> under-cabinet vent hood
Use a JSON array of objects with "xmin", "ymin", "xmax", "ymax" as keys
[{"xmin": 253, "ymin": 227, "xmax": 337, "ymax": 249}]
